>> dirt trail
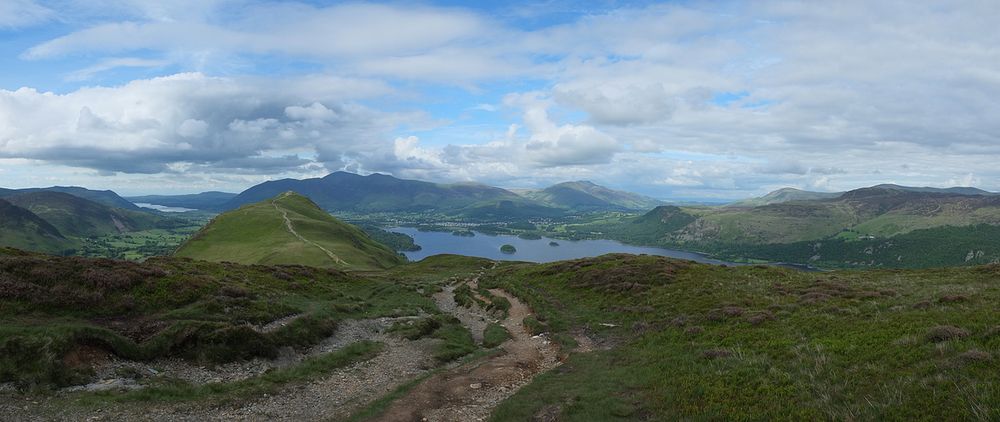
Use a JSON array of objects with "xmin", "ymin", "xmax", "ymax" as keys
[
  {"xmin": 271, "ymin": 192, "xmax": 347, "ymax": 266},
  {"xmin": 374, "ymin": 276, "xmax": 561, "ymax": 422},
  {"xmin": 2, "ymin": 318, "xmax": 438, "ymax": 422}
]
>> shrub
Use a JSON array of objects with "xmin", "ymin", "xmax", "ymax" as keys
[
  {"xmin": 702, "ymin": 348, "xmax": 733, "ymax": 360},
  {"xmin": 483, "ymin": 323, "xmax": 511, "ymax": 348},
  {"xmin": 938, "ymin": 295, "xmax": 969, "ymax": 303},
  {"xmin": 925, "ymin": 325, "xmax": 970, "ymax": 343}
]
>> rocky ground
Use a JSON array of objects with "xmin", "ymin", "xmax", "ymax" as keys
[{"xmin": 374, "ymin": 287, "xmax": 562, "ymax": 422}]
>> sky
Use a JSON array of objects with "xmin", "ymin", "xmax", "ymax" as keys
[{"xmin": 1, "ymin": 0, "xmax": 999, "ymax": 200}]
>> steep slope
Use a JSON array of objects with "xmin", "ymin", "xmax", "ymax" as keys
[
  {"xmin": 0, "ymin": 186, "xmax": 142, "ymax": 210},
  {"xmin": 126, "ymin": 191, "xmax": 237, "ymax": 210},
  {"xmin": 176, "ymin": 192, "xmax": 403, "ymax": 270},
  {"xmin": 4, "ymin": 191, "xmax": 169, "ymax": 238},
  {"xmin": 521, "ymin": 181, "xmax": 663, "ymax": 211},
  {"xmin": 727, "ymin": 187, "xmax": 843, "ymax": 207},
  {"xmin": 0, "ymin": 198, "xmax": 72, "ymax": 253},
  {"xmin": 222, "ymin": 172, "xmax": 537, "ymax": 215}
]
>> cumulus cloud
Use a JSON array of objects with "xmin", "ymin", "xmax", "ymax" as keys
[
  {"xmin": 0, "ymin": 72, "xmax": 412, "ymax": 174},
  {"xmin": 4, "ymin": 0, "xmax": 1000, "ymax": 197},
  {"xmin": 506, "ymin": 93, "xmax": 622, "ymax": 167}
]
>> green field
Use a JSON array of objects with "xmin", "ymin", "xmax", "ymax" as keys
[{"xmin": 482, "ymin": 254, "xmax": 1000, "ymax": 420}]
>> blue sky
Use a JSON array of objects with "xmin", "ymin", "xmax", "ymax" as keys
[{"xmin": 1, "ymin": 0, "xmax": 999, "ymax": 199}]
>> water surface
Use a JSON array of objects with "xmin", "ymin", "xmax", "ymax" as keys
[
  {"xmin": 391, "ymin": 227, "xmax": 738, "ymax": 265},
  {"xmin": 134, "ymin": 203, "xmax": 197, "ymax": 213}
]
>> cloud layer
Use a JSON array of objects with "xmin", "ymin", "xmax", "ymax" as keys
[{"xmin": 1, "ymin": 0, "xmax": 999, "ymax": 198}]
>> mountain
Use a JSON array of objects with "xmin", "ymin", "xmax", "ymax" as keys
[
  {"xmin": 729, "ymin": 184, "xmax": 996, "ymax": 208},
  {"xmin": 727, "ymin": 188, "xmax": 843, "ymax": 207},
  {"xmin": 593, "ymin": 184, "xmax": 1000, "ymax": 268},
  {"xmin": 0, "ymin": 186, "xmax": 141, "ymax": 211},
  {"xmin": 520, "ymin": 181, "xmax": 663, "ymax": 211},
  {"xmin": 3, "ymin": 191, "xmax": 171, "ymax": 238},
  {"xmin": 869, "ymin": 184, "xmax": 995, "ymax": 196},
  {"xmin": 222, "ymin": 172, "xmax": 538, "ymax": 217},
  {"xmin": 126, "ymin": 191, "xmax": 237, "ymax": 210},
  {"xmin": 0, "ymin": 198, "xmax": 72, "ymax": 253},
  {"xmin": 175, "ymin": 192, "xmax": 403, "ymax": 270}
]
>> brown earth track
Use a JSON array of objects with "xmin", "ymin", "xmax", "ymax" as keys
[{"xmin": 373, "ymin": 284, "xmax": 560, "ymax": 422}]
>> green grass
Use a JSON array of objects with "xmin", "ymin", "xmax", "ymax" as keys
[
  {"xmin": 482, "ymin": 323, "xmax": 511, "ymax": 348},
  {"xmin": 175, "ymin": 192, "xmax": 402, "ymax": 270},
  {"xmin": 484, "ymin": 254, "xmax": 1000, "ymax": 421},
  {"xmin": 388, "ymin": 313, "xmax": 478, "ymax": 363}
]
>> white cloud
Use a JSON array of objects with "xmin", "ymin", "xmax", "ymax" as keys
[
  {"xmin": 0, "ymin": 0, "xmax": 51, "ymax": 29},
  {"xmin": 67, "ymin": 57, "xmax": 169, "ymax": 81},
  {"xmin": 4, "ymin": 1, "xmax": 1000, "ymax": 197},
  {"xmin": 176, "ymin": 118, "xmax": 208, "ymax": 138},
  {"xmin": 0, "ymin": 72, "xmax": 414, "ymax": 174}
]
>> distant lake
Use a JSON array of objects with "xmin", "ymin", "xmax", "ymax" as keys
[
  {"xmin": 134, "ymin": 203, "xmax": 197, "ymax": 213},
  {"xmin": 390, "ymin": 227, "xmax": 740, "ymax": 265}
]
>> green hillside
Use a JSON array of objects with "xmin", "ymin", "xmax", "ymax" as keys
[
  {"xmin": 4, "ymin": 191, "xmax": 169, "ymax": 238},
  {"xmin": 0, "ymin": 199, "xmax": 73, "ymax": 254},
  {"xmin": 520, "ymin": 181, "xmax": 663, "ymax": 211},
  {"xmin": 571, "ymin": 185, "xmax": 1000, "ymax": 268},
  {"xmin": 0, "ymin": 186, "xmax": 141, "ymax": 210},
  {"xmin": 175, "ymin": 192, "xmax": 403, "ymax": 270}
]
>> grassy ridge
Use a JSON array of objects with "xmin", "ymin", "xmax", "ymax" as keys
[
  {"xmin": 175, "ymin": 192, "xmax": 402, "ymax": 270},
  {"xmin": 483, "ymin": 254, "xmax": 1000, "ymax": 420}
]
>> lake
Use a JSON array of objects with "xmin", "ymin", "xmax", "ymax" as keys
[
  {"xmin": 390, "ymin": 227, "xmax": 740, "ymax": 265},
  {"xmin": 134, "ymin": 203, "xmax": 197, "ymax": 213}
]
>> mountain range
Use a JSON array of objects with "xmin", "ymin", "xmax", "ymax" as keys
[
  {"xmin": 602, "ymin": 184, "xmax": 1000, "ymax": 268},
  {"xmin": 727, "ymin": 184, "xmax": 996, "ymax": 207},
  {"xmin": 139, "ymin": 172, "xmax": 665, "ymax": 216},
  {"xmin": 0, "ymin": 186, "xmax": 142, "ymax": 210},
  {"xmin": 0, "ymin": 188, "xmax": 179, "ymax": 254}
]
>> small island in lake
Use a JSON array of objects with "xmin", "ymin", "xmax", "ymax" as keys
[
  {"xmin": 451, "ymin": 229, "xmax": 475, "ymax": 237},
  {"xmin": 549, "ymin": 241, "xmax": 560, "ymax": 247},
  {"xmin": 500, "ymin": 244, "xmax": 517, "ymax": 254}
]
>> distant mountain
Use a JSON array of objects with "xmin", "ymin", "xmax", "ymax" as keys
[
  {"xmin": 176, "ymin": 192, "xmax": 403, "ymax": 270},
  {"xmin": 0, "ymin": 198, "xmax": 71, "ymax": 254},
  {"xmin": 0, "ymin": 186, "xmax": 141, "ymax": 211},
  {"xmin": 520, "ymin": 181, "xmax": 663, "ymax": 211},
  {"xmin": 867, "ymin": 184, "xmax": 994, "ymax": 196},
  {"xmin": 3, "ymin": 192, "xmax": 170, "ymax": 238},
  {"xmin": 727, "ymin": 188, "xmax": 843, "ymax": 207},
  {"xmin": 606, "ymin": 184, "xmax": 1000, "ymax": 268},
  {"xmin": 225, "ymin": 173, "xmax": 661, "ymax": 217},
  {"xmin": 126, "ymin": 191, "xmax": 237, "ymax": 210},
  {"xmin": 222, "ymin": 172, "xmax": 557, "ymax": 218},
  {"xmin": 730, "ymin": 184, "xmax": 996, "ymax": 208}
]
